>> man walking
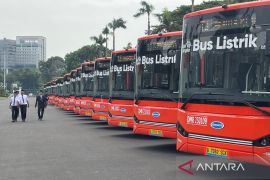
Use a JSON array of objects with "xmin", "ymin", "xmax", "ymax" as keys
[
  {"xmin": 35, "ymin": 90, "xmax": 48, "ymax": 120},
  {"xmin": 19, "ymin": 89, "xmax": 29, "ymax": 122},
  {"xmin": 9, "ymin": 90, "xmax": 20, "ymax": 122}
]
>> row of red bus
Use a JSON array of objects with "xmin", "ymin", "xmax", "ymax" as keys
[{"xmin": 44, "ymin": 1, "xmax": 270, "ymax": 166}]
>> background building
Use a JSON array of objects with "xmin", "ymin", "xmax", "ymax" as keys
[
  {"xmin": 0, "ymin": 38, "xmax": 16, "ymax": 70},
  {"xmin": 16, "ymin": 36, "xmax": 46, "ymax": 68}
]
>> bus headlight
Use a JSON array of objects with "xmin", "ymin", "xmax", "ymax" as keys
[
  {"xmin": 254, "ymin": 136, "xmax": 270, "ymax": 147},
  {"xmin": 176, "ymin": 122, "xmax": 188, "ymax": 137},
  {"xmin": 261, "ymin": 139, "xmax": 268, "ymax": 146}
]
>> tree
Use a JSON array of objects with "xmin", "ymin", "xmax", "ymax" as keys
[
  {"xmin": 134, "ymin": 1, "xmax": 154, "ymax": 35},
  {"xmin": 152, "ymin": 0, "xmax": 227, "ymax": 32},
  {"xmin": 108, "ymin": 18, "xmax": 127, "ymax": 51},
  {"xmin": 65, "ymin": 45, "xmax": 111, "ymax": 71},
  {"xmin": 191, "ymin": 0, "xmax": 194, "ymax": 12},
  {"xmin": 102, "ymin": 26, "xmax": 110, "ymax": 56},
  {"xmin": 123, "ymin": 42, "xmax": 133, "ymax": 49},
  {"xmin": 152, "ymin": 8, "xmax": 177, "ymax": 34},
  {"xmin": 6, "ymin": 69, "xmax": 40, "ymax": 92},
  {"xmin": 90, "ymin": 34, "xmax": 107, "ymax": 57},
  {"xmin": 39, "ymin": 56, "xmax": 66, "ymax": 84}
]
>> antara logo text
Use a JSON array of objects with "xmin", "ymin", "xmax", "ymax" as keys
[
  {"xmin": 178, "ymin": 160, "xmax": 245, "ymax": 175},
  {"xmin": 186, "ymin": 34, "xmax": 258, "ymax": 52}
]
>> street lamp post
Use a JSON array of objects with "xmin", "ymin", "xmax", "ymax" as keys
[{"xmin": 191, "ymin": 0, "xmax": 195, "ymax": 12}]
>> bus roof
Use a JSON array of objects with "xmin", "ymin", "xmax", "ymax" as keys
[
  {"xmin": 138, "ymin": 31, "xmax": 182, "ymax": 41},
  {"xmin": 82, "ymin": 61, "xmax": 95, "ymax": 65},
  {"xmin": 112, "ymin": 48, "xmax": 136, "ymax": 54},
  {"xmin": 96, "ymin": 57, "xmax": 111, "ymax": 61},
  {"xmin": 184, "ymin": 0, "xmax": 270, "ymax": 19}
]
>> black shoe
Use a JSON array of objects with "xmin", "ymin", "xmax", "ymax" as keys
[
  {"xmin": 12, "ymin": 120, "xmax": 15, "ymax": 123},
  {"xmin": 22, "ymin": 119, "xmax": 25, "ymax": 122}
]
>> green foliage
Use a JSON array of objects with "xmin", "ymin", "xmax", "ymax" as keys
[
  {"xmin": 39, "ymin": 56, "xmax": 66, "ymax": 84},
  {"xmin": 6, "ymin": 68, "xmax": 40, "ymax": 92},
  {"xmin": 152, "ymin": 0, "xmax": 256, "ymax": 33},
  {"xmin": 123, "ymin": 42, "xmax": 133, "ymax": 49},
  {"xmin": 90, "ymin": 34, "xmax": 107, "ymax": 57},
  {"xmin": 102, "ymin": 26, "xmax": 110, "ymax": 54},
  {"xmin": 152, "ymin": 8, "xmax": 178, "ymax": 34},
  {"xmin": 134, "ymin": 1, "xmax": 154, "ymax": 35},
  {"xmin": 65, "ymin": 45, "xmax": 111, "ymax": 72},
  {"xmin": 108, "ymin": 18, "xmax": 127, "ymax": 50}
]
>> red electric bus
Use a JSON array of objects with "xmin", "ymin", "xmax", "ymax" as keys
[
  {"xmin": 45, "ymin": 81, "xmax": 54, "ymax": 105},
  {"xmin": 177, "ymin": 1, "xmax": 270, "ymax": 166},
  {"xmin": 79, "ymin": 61, "xmax": 95, "ymax": 117},
  {"xmin": 74, "ymin": 67, "xmax": 82, "ymax": 114},
  {"xmin": 92, "ymin": 57, "xmax": 111, "ymax": 121},
  {"xmin": 108, "ymin": 49, "xmax": 136, "ymax": 128},
  {"xmin": 55, "ymin": 77, "xmax": 64, "ymax": 108},
  {"xmin": 63, "ymin": 73, "xmax": 72, "ymax": 111},
  {"xmin": 51, "ymin": 80, "xmax": 57, "ymax": 105},
  {"xmin": 67, "ymin": 69, "xmax": 77, "ymax": 111},
  {"xmin": 134, "ymin": 31, "xmax": 182, "ymax": 138}
]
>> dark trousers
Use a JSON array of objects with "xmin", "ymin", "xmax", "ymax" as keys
[
  {"xmin": 38, "ymin": 106, "xmax": 45, "ymax": 119},
  {"xmin": 20, "ymin": 105, "xmax": 27, "ymax": 121},
  {"xmin": 11, "ymin": 106, "xmax": 19, "ymax": 121}
]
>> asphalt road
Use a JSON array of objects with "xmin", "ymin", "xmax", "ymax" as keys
[{"xmin": 0, "ymin": 98, "xmax": 269, "ymax": 180}]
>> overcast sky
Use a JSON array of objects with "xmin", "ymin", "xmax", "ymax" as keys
[{"xmin": 0, "ymin": 0, "xmax": 204, "ymax": 58}]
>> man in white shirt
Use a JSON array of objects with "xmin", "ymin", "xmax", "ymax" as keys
[
  {"xmin": 19, "ymin": 89, "xmax": 29, "ymax": 122},
  {"xmin": 9, "ymin": 90, "xmax": 20, "ymax": 122}
]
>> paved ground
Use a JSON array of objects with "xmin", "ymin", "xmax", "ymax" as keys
[{"xmin": 0, "ymin": 98, "xmax": 269, "ymax": 180}]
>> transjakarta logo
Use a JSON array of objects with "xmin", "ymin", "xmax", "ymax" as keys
[
  {"xmin": 136, "ymin": 55, "xmax": 176, "ymax": 65},
  {"xmin": 178, "ymin": 160, "xmax": 245, "ymax": 175},
  {"xmin": 184, "ymin": 34, "xmax": 258, "ymax": 52},
  {"xmin": 110, "ymin": 65, "xmax": 134, "ymax": 72}
]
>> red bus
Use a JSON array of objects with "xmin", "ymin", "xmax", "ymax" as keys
[
  {"xmin": 44, "ymin": 82, "xmax": 52, "ymax": 104},
  {"xmin": 134, "ymin": 31, "xmax": 182, "ymax": 138},
  {"xmin": 79, "ymin": 61, "xmax": 95, "ymax": 117},
  {"xmin": 92, "ymin": 57, "xmax": 111, "ymax": 121},
  {"xmin": 108, "ymin": 49, "xmax": 136, "ymax": 128},
  {"xmin": 63, "ymin": 73, "xmax": 72, "ymax": 111},
  {"xmin": 45, "ymin": 81, "xmax": 54, "ymax": 105},
  {"xmin": 177, "ymin": 1, "xmax": 270, "ymax": 166},
  {"xmin": 55, "ymin": 77, "xmax": 64, "ymax": 108},
  {"xmin": 74, "ymin": 67, "xmax": 82, "ymax": 114},
  {"xmin": 51, "ymin": 80, "xmax": 57, "ymax": 105},
  {"xmin": 67, "ymin": 69, "xmax": 77, "ymax": 111}
]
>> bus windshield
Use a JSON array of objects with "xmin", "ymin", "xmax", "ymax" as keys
[
  {"xmin": 181, "ymin": 5, "xmax": 270, "ymax": 106},
  {"xmin": 95, "ymin": 60, "xmax": 110, "ymax": 95},
  {"xmin": 75, "ymin": 70, "xmax": 81, "ymax": 96},
  {"xmin": 136, "ymin": 35, "xmax": 181, "ymax": 100},
  {"xmin": 111, "ymin": 52, "xmax": 135, "ymax": 91},
  {"xmin": 82, "ymin": 64, "xmax": 95, "ymax": 93}
]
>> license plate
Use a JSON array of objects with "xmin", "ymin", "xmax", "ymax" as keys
[
  {"xmin": 206, "ymin": 147, "xmax": 228, "ymax": 158},
  {"xmin": 119, "ymin": 122, "xmax": 128, "ymax": 127},
  {"xmin": 100, "ymin": 116, "xmax": 107, "ymax": 121},
  {"xmin": 149, "ymin": 129, "xmax": 163, "ymax": 137},
  {"xmin": 85, "ymin": 112, "xmax": 91, "ymax": 116}
]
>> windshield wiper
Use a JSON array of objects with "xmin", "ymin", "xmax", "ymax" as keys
[{"xmin": 238, "ymin": 99, "xmax": 270, "ymax": 116}]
